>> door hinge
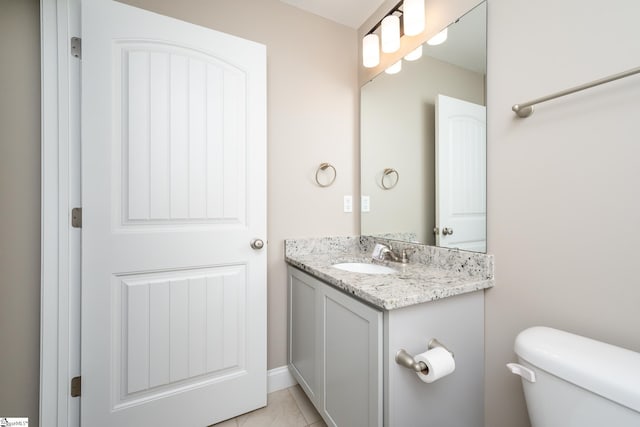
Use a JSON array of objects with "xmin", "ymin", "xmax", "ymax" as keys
[
  {"xmin": 70, "ymin": 376, "xmax": 81, "ymax": 397},
  {"xmin": 71, "ymin": 207, "xmax": 82, "ymax": 228},
  {"xmin": 71, "ymin": 37, "xmax": 81, "ymax": 59}
]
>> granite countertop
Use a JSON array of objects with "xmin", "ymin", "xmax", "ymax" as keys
[{"xmin": 285, "ymin": 236, "xmax": 494, "ymax": 311}]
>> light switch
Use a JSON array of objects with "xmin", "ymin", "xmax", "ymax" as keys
[
  {"xmin": 343, "ymin": 195, "xmax": 353, "ymax": 213},
  {"xmin": 361, "ymin": 195, "xmax": 370, "ymax": 212}
]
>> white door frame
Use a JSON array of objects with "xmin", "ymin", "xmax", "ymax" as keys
[{"xmin": 40, "ymin": 0, "xmax": 81, "ymax": 426}]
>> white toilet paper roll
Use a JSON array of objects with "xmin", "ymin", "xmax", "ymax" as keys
[{"xmin": 414, "ymin": 347, "xmax": 456, "ymax": 383}]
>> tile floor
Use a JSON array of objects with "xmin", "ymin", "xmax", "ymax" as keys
[{"xmin": 211, "ymin": 385, "xmax": 327, "ymax": 427}]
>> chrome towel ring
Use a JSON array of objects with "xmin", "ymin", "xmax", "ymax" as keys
[
  {"xmin": 315, "ymin": 162, "xmax": 337, "ymax": 187},
  {"xmin": 381, "ymin": 168, "xmax": 399, "ymax": 190}
]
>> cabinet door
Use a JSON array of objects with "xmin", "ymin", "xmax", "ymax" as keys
[
  {"xmin": 321, "ymin": 283, "xmax": 383, "ymax": 427},
  {"xmin": 288, "ymin": 267, "xmax": 320, "ymax": 401}
]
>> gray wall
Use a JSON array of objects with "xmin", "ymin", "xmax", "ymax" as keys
[
  {"xmin": 485, "ymin": 0, "xmax": 640, "ymax": 425},
  {"xmin": 0, "ymin": 0, "xmax": 41, "ymax": 424}
]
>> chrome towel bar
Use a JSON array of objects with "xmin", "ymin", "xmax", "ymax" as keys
[{"xmin": 512, "ymin": 65, "xmax": 640, "ymax": 118}]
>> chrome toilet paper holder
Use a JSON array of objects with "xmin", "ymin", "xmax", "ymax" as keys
[{"xmin": 395, "ymin": 338, "xmax": 454, "ymax": 373}]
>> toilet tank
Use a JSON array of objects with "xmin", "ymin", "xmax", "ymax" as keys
[{"xmin": 512, "ymin": 327, "xmax": 640, "ymax": 427}]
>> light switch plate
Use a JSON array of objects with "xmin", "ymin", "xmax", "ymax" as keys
[
  {"xmin": 343, "ymin": 195, "xmax": 353, "ymax": 213},
  {"xmin": 361, "ymin": 196, "xmax": 370, "ymax": 212}
]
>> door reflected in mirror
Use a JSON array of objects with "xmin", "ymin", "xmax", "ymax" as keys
[{"xmin": 360, "ymin": 1, "xmax": 486, "ymax": 252}]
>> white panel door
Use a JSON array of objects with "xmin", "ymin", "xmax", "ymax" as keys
[
  {"xmin": 81, "ymin": 1, "xmax": 267, "ymax": 425},
  {"xmin": 435, "ymin": 94, "xmax": 486, "ymax": 252}
]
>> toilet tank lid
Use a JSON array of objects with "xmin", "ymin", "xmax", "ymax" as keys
[{"xmin": 515, "ymin": 326, "xmax": 640, "ymax": 413}]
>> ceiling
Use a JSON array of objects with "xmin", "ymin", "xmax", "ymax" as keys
[{"xmin": 279, "ymin": 0, "xmax": 386, "ymax": 29}]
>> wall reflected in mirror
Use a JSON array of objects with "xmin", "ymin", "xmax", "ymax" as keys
[{"xmin": 360, "ymin": 1, "xmax": 487, "ymax": 252}]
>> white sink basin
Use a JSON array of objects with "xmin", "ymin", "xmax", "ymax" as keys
[{"xmin": 332, "ymin": 262, "xmax": 396, "ymax": 275}]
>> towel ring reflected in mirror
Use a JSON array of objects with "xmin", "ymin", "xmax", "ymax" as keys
[
  {"xmin": 381, "ymin": 168, "xmax": 399, "ymax": 190},
  {"xmin": 315, "ymin": 162, "xmax": 337, "ymax": 187}
]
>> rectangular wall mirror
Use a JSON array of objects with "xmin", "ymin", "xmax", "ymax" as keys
[{"xmin": 360, "ymin": 1, "xmax": 487, "ymax": 252}]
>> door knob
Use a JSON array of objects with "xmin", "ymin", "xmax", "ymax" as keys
[
  {"xmin": 250, "ymin": 239, "xmax": 265, "ymax": 250},
  {"xmin": 442, "ymin": 227, "xmax": 454, "ymax": 236}
]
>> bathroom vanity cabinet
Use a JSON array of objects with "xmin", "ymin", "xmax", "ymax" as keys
[
  {"xmin": 287, "ymin": 266, "xmax": 485, "ymax": 427},
  {"xmin": 288, "ymin": 266, "xmax": 383, "ymax": 426}
]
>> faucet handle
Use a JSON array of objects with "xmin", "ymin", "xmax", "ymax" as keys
[{"xmin": 400, "ymin": 248, "xmax": 417, "ymax": 264}]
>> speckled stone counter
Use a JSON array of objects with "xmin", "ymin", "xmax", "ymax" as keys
[{"xmin": 285, "ymin": 236, "xmax": 494, "ymax": 310}]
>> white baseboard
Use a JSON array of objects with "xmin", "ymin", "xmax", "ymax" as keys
[{"xmin": 267, "ymin": 365, "xmax": 297, "ymax": 393}]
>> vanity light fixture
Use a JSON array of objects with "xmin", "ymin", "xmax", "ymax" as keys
[
  {"xmin": 404, "ymin": 45, "xmax": 423, "ymax": 61},
  {"xmin": 427, "ymin": 28, "xmax": 448, "ymax": 45},
  {"xmin": 362, "ymin": 34, "xmax": 380, "ymax": 68},
  {"xmin": 361, "ymin": 0, "xmax": 426, "ymax": 68},
  {"xmin": 403, "ymin": 0, "xmax": 425, "ymax": 36},
  {"xmin": 385, "ymin": 60, "xmax": 402, "ymax": 74},
  {"xmin": 381, "ymin": 15, "xmax": 400, "ymax": 53}
]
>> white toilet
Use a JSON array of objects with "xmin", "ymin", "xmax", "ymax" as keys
[{"xmin": 507, "ymin": 326, "xmax": 640, "ymax": 426}]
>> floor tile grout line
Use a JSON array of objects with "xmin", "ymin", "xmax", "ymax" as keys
[
  {"xmin": 288, "ymin": 385, "xmax": 326, "ymax": 427},
  {"xmin": 286, "ymin": 385, "xmax": 313, "ymax": 426},
  {"xmin": 288, "ymin": 385, "xmax": 314, "ymax": 426}
]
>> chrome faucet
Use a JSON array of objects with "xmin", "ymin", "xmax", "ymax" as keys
[
  {"xmin": 372, "ymin": 243, "xmax": 412, "ymax": 263},
  {"xmin": 372, "ymin": 243, "xmax": 400, "ymax": 262}
]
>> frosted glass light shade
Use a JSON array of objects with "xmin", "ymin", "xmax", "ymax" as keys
[
  {"xmin": 362, "ymin": 34, "xmax": 380, "ymax": 68},
  {"xmin": 385, "ymin": 60, "xmax": 402, "ymax": 74},
  {"xmin": 404, "ymin": 45, "xmax": 423, "ymax": 61},
  {"xmin": 381, "ymin": 15, "xmax": 400, "ymax": 53},
  {"xmin": 403, "ymin": 0, "xmax": 425, "ymax": 36},
  {"xmin": 427, "ymin": 28, "xmax": 448, "ymax": 45}
]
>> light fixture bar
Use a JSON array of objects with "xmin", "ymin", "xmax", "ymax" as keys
[
  {"xmin": 362, "ymin": 0, "xmax": 427, "ymax": 69},
  {"xmin": 365, "ymin": 0, "xmax": 403, "ymax": 36}
]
